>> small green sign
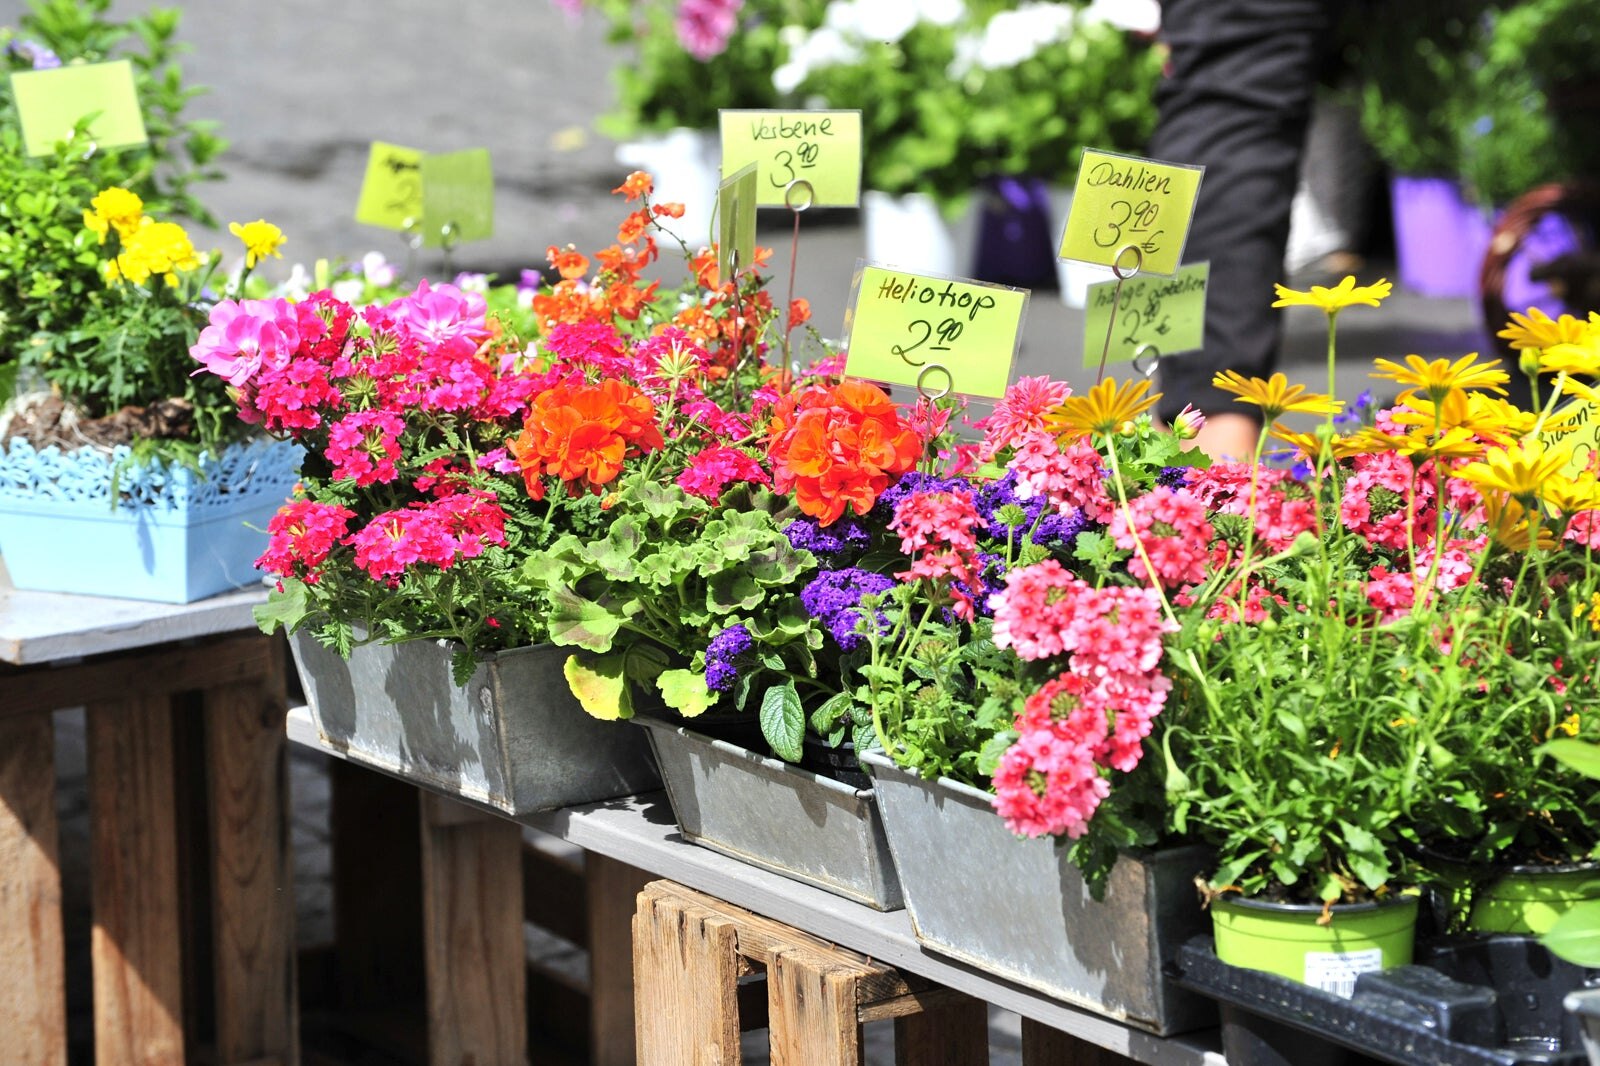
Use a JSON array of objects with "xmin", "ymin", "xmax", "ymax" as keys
[
  {"xmin": 842, "ymin": 263, "xmax": 1025, "ymax": 400},
  {"xmin": 355, "ymin": 141, "xmax": 425, "ymax": 231},
  {"xmin": 1541, "ymin": 398, "xmax": 1600, "ymax": 480},
  {"xmin": 719, "ymin": 109, "xmax": 862, "ymax": 208},
  {"xmin": 11, "ymin": 59, "xmax": 146, "ymax": 157},
  {"xmin": 717, "ymin": 162, "xmax": 758, "ymax": 284},
  {"xmin": 1082, "ymin": 262, "xmax": 1209, "ymax": 369},
  {"xmin": 420, "ymin": 148, "xmax": 494, "ymax": 248},
  {"xmin": 1059, "ymin": 149, "xmax": 1205, "ymax": 277}
]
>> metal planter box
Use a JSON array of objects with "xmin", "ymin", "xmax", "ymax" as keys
[
  {"xmin": 638, "ymin": 718, "xmax": 903, "ymax": 910},
  {"xmin": 291, "ymin": 632, "xmax": 660, "ymax": 815},
  {"xmin": 861, "ymin": 750, "xmax": 1214, "ymax": 1035},
  {"xmin": 0, "ymin": 437, "xmax": 299, "ymax": 603}
]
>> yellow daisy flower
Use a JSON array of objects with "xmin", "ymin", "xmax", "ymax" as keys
[
  {"xmin": 1048, "ymin": 377, "xmax": 1161, "ymax": 441},
  {"xmin": 229, "ymin": 219, "xmax": 286, "ymax": 268},
  {"xmin": 1268, "ymin": 422, "xmax": 1328, "ymax": 460},
  {"xmin": 1271, "ymin": 275, "xmax": 1392, "ymax": 313},
  {"xmin": 1326, "ymin": 427, "xmax": 1408, "ymax": 460},
  {"xmin": 1480, "ymin": 492, "xmax": 1559, "ymax": 551},
  {"xmin": 1541, "ymin": 473, "xmax": 1600, "ymax": 516},
  {"xmin": 1370, "ymin": 353, "xmax": 1507, "ymax": 405},
  {"xmin": 1454, "ymin": 438, "xmax": 1576, "ymax": 503},
  {"xmin": 1538, "ymin": 336, "xmax": 1600, "ymax": 377},
  {"xmin": 1560, "ymin": 378, "xmax": 1600, "ymax": 407},
  {"xmin": 1497, "ymin": 307, "xmax": 1588, "ymax": 351},
  {"xmin": 1212, "ymin": 370, "xmax": 1341, "ymax": 423},
  {"xmin": 1393, "ymin": 426, "xmax": 1485, "ymax": 462}
]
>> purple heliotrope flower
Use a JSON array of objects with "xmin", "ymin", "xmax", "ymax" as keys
[
  {"xmin": 784, "ymin": 515, "xmax": 871, "ymax": 562},
  {"xmin": 704, "ymin": 622, "xmax": 753, "ymax": 692},
  {"xmin": 801, "ymin": 568, "xmax": 895, "ymax": 651},
  {"xmin": 1155, "ymin": 466, "xmax": 1192, "ymax": 489},
  {"xmin": 8, "ymin": 38, "xmax": 60, "ymax": 69}
]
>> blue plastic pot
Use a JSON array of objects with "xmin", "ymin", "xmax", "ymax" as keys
[{"xmin": 0, "ymin": 436, "xmax": 300, "ymax": 603}]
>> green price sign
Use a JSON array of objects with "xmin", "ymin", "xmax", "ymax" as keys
[
  {"xmin": 842, "ymin": 263, "xmax": 1025, "ymax": 400},
  {"xmin": 718, "ymin": 109, "xmax": 862, "ymax": 208},
  {"xmin": 11, "ymin": 59, "xmax": 146, "ymax": 157},
  {"xmin": 717, "ymin": 163, "xmax": 758, "ymax": 283},
  {"xmin": 1058, "ymin": 149, "xmax": 1205, "ymax": 277},
  {"xmin": 1541, "ymin": 398, "xmax": 1600, "ymax": 480},
  {"xmin": 355, "ymin": 141, "xmax": 425, "ymax": 231},
  {"xmin": 1082, "ymin": 262, "xmax": 1209, "ymax": 368},
  {"xmin": 420, "ymin": 148, "xmax": 494, "ymax": 247}
]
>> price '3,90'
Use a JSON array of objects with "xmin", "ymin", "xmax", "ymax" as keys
[{"xmin": 1093, "ymin": 199, "xmax": 1164, "ymax": 255}]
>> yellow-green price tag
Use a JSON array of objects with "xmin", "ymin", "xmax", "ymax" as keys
[
  {"xmin": 1058, "ymin": 149, "xmax": 1205, "ymax": 277},
  {"xmin": 842, "ymin": 262, "xmax": 1026, "ymax": 400},
  {"xmin": 717, "ymin": 163, "xmax": 758, "ymax": 284},
  {"xmin": 11, "ymin": 59, "xmax": 146, "ymax": 157},
  {"xmin": 718, "ymin": 109, "xmax": 861, "ymax": 208},
  {"xmin": 420, "ymin": 148, "xmax": 494, "ymax": 248},
  {"xmin": 1541, "ymin": 398, "xmax": 1600, "ymax": 479},
  {"xmin": 1082, "ymin": 262, "xmax": 1209, "ymax": 369},
  {"xmin": 355, "ymin": 142, "xmax": 425, "ymax": 231}
]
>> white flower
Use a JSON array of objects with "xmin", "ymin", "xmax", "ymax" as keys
[
  {"xmin": 1080, "ymin": 0, "xmax": 1160, "ymax": 33},
  {"xmin": 331, "ymin": 277, "xmax": 365, "ymax": 304},
  {"xmin": 773, "ymin": 24, "xmax": 857, "ymax": 93},
  {"xmin": 915, "ymin": 0, "xmax": 965, "ymax": 27},
  {"xmin": 854, "ymin": 3, "xmax": 918, "ymax": 43},
  {"xmin": 362, "ymin": 250, "xmax": 396, "ymax": 287},
  {"xmin": 280, "ymin": 262, "xmax": 312, "ymax": 301},
  {"xmin": 964, "ymin": 2, "xmax": 1077, "ymax": 71}
]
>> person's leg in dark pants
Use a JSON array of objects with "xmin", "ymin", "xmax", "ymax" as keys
[{"xmin": 1149, "ymin": 0, "xmax": 1338, "ymax": 457}]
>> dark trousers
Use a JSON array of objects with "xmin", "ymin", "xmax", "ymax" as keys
[{"xmin": 1149, "ymin": 0, "xmax": 1339, "ymax": 422}]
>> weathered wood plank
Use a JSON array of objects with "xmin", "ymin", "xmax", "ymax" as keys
[
  {"xmin": 0, "ymin": 584, "xmax": 264, "ymax": 667},
  {"xmin": 89, "ymin": 695, "xmax": 185, "ymax": 1066},
  {"xmin": 767, "ymin": 947, "xmax": 861, "ymax": 1066},
  {"xmin": 633, "ymin": 883, "xmax": 742, "ymax": 1066},
  {"xmin": 523, "ymin": 839, "xmax": 586, "ymax": 947},
  {"xmin": 1022, "ymin": 1019, "xmax": 1139, "ymax": 1065},
  {"xmin": 5, "ymin": 635, "xmax": 278, "ymax": 718},
  {"xmin": 0, "ymin": 711, "xmax": 66, "ymax": 1066},
  {"xmin": 893, "ymin": 995, "xmax": 990, "ymax": 1066},
  {"xmin": 420, "ymin": 793, "xmax": 526, "ymax": 1066},
  {"xmin": 205, "ymin": 646, "xmax": 297, "ymax": 1066},
  {"xmin": 586, "ymin": 853, "xmax": 651, "ymax": 1066}
]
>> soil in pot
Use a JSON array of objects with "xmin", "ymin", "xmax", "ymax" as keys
[{"xmin": 799, "ymin": 736, "xmax": 872, "ymax": 791}]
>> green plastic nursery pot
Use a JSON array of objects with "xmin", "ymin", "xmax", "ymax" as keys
[
  {"xmin": 1211, "ymin": 895, "xmax": 1419, "ymax": 996},
  {"xmin": 1468, "ymin": 865, "xmax": 1600, "ymax": 935}
]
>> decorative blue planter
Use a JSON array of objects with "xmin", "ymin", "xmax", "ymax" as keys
[{"xmin": 0, "ymin": 437, "xmax": 300, "ymax": 603}]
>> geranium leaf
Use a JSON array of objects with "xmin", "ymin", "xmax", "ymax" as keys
[
  {"xmin": 1543, "ymin": 902, "xmax": 1600, "ymax": 966},
  {"xmin": 707, "ymin": 569, "xmax": 763, "ymax": 613},
  {"xmin": 253, "ymin": 579, "xmax": 309, "ymax": 635},
  {"xmin": 563, "ymin": 653, "xmax": 633, "ymax": 721},
  {"xmin": 656, "ymin": 668, "xmax": 719, "ymax": 718},
  {"xmin": 546, "ymin": 587, "xmax": 621, "ymax": 652},
  {"xmin": 760, "ymin": 682, "xmax": 804, "ymax": 763},
  {"xmin": 1537, "ymin": 738, "xmax": 1600, "ymax": 782}
]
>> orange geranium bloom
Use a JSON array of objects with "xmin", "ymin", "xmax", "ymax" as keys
[
  {"xmin": 546, "ymin": 243, "xmax": 589, "ymax": 281},
  {"xmin": 766, "ymin": 380, "xmax": 921, "ymax": 525},
  {"xmin": 613, "ymin": 171, "xmax": 653, "ymax": 201},
  {"xmin": 508, "ymin": 380, "xmax": 663, "ymax": 500}
]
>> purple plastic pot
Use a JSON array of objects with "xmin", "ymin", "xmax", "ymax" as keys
[
  {"xmin": 1389, "ymin": 175, "xmax": 1494, "ymax": 298},
  {"xmin": 1500, "ymin": 210, "xmax": 1586, "ymax": 319},
  {"xmin": 970, "ymin": 175, "xmax": 1058, "ymax": 288}
]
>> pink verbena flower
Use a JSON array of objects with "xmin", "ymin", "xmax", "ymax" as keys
[
  {"xmin": 1341, "ymin": 451, "xmax": 1435, "ymax": 552},
  {"xmin": 989, "ymin": 559, "xmax": 1081, "ymax": 660},
  {"xmin": 991, "ymin": 726, "xmax": 1108, "ymax": 839},
  {"xmin": 256, "ymin": 499, "xmax": 355, "ymax": 584},
  {"xmin": 1365, "ymin": 565, "xmax": 1416, "ymax": 623},
  {"xmin": 676, "ymin": 445, "xmax": 770, "ymax": 503},
  {"xmin": 891, "ymin": 489, "xmax": 984, "ymax": 620},
  {"xmin": 1567, "ymin": 511, "xmax": 1600, "ymax": 551},
  {"xmin": 675, "ymin": 0, "xmax": 743, "ymax": 61},
  {"xmin": 1007, "ymin": 433, "xmax": 1114, "ymax": 522},
  {"xmin": 325, "ymin": 409, "xmax": 405, "ymax": 486},
  {"xmin": 1110, "ymin": 486, "xmax": 1213, "ymax": 588},
  {"xmin": 348, "ymin": 509, "xmax": 456, "ymax": 583},
  {"xmin": 977, "ymin": 375, "xmax": 1073, "ymax": 459}
]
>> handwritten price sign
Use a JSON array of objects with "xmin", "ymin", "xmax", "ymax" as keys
[
  {"xmin": 1059, "ymin": 149, "xmax": 1205, "ymax": 277},
  {"xmin": 355, "ymin": 141, "xmax": 425, "ymax": 230},
  {"xmin": 1541, "ymin": 399, "xmax": 1600, "ymax": 479},
  {"xmin": 718, "ymin": 109, "xmax": 862, "ymax": 208},
  {"xmin": 717, "ymin": 163, "xmax": 758, "ymax": 282},
  {"xmin": 842, "ymin": 263, "xmax": 1026, "ymax": 399},
  {"xmin": 11, "ymin": 60, "xmax": 146, "ymax": 157},
  {"xmin": 1082, "ymin": 262, "xmax": 1209, "ymax": 368},
  {"xmin": 420, "ymin": 148, "xmax": 494, "ymax": 247}
]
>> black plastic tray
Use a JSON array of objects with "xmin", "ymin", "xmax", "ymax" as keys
[{"xmin": 1170, "ymin": 935, "xmax": 1594, "ymax": 1066}]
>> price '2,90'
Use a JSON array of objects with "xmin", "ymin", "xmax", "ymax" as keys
[
  {"xmin": 890, "ymin": 317, "xmax": 964, "ymax": 364},
  {"xmin": 1093, "ymin": 199, "xmax": 1164, "ymax": 255}
]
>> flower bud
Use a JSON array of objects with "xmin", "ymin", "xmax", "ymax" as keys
[
  {"xmin": 1172, "ymin": 404, "xmax": 1206, "ymax": 440},
  {"xmin": 1519, "ymin": 347, "xmax": 1543, "ymax": 379}
]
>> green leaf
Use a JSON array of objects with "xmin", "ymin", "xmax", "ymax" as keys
[
  {"xmin": 1537, "ymin": 738, "xmax": 1600, "ymax": 782},
  {"xmin": 252, "ymin": 579, "xmax": 309, "ymax": 635},
  {"xmin": 759, "ymin": 682, "xmax": 805, "ymax": 763},
  {"xmin": 563, "ymin": 653, "xmax": 634, "ymax": 721},
  {"xmin": 656, "ymin": 668, "xmax": 719, "ymax": 718},
  {"xmin": 809, "ymin": 692, "xmax": 854, "ymax": 734},
  {"xmin": 623, "ymin": 642, "xmax": 669, "ymax": 686},
  {"xmin": 1542, "ymin": 901, "xmax": 1600, "ymax": 966},
  {"xmin": 586, "ymin": 518, "xmax": 644, "ymax": 579},
  {"xmin": 852, "ymin": 721, "xmax": 878, "ymax": 755},
  {"xmin": 546, "ymin": 587, "xmax": 622, "ymax": 652},
  {"xmin": 450, "ymin": 648, "xmax": 479, "ymax": 688},
  {"xmin": 707, "ymin": 569, "xmax": 763, "ymax": 613}
]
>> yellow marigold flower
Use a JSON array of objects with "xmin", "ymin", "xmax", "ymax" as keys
[
  {"xmin": 110, "ymin": 218, "xmax": 201, "ymax": 288},
  {"xmin": 1497, "ymin": 307, "xmax": 1587, "ymax": 351},
  {"xmin": 1213, "ymin": 370, "xmax": 1341, "ymax": 422},
  {"xmin": 1370, "ymin": 352, "xmax": 1507, "ymax": 405},
  {"xmin": 1579, "ymin": 593, "xmax": 1600, "ymax": 633},
  {"xmin": 1047, "ymin": 377, "xmax": 1160, "ymax": 440},
  {"xmin": 1481, "ymin": 491, "xmax": 1559, "ymax": 551},
  {"xmin": 229, "ymin": 218, "xmax": 286, "ymax": 268},
  {"xmin": 82, "ymin": 186, "xmax": 145, "ymax": 244},
  {"xmin": 1456, "ymin": 438, "xmax": 1576, "ymax": 504},
  {"xmin": 1271, "ymin": 275, "xmax": 1392, "ymax": 313}
]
